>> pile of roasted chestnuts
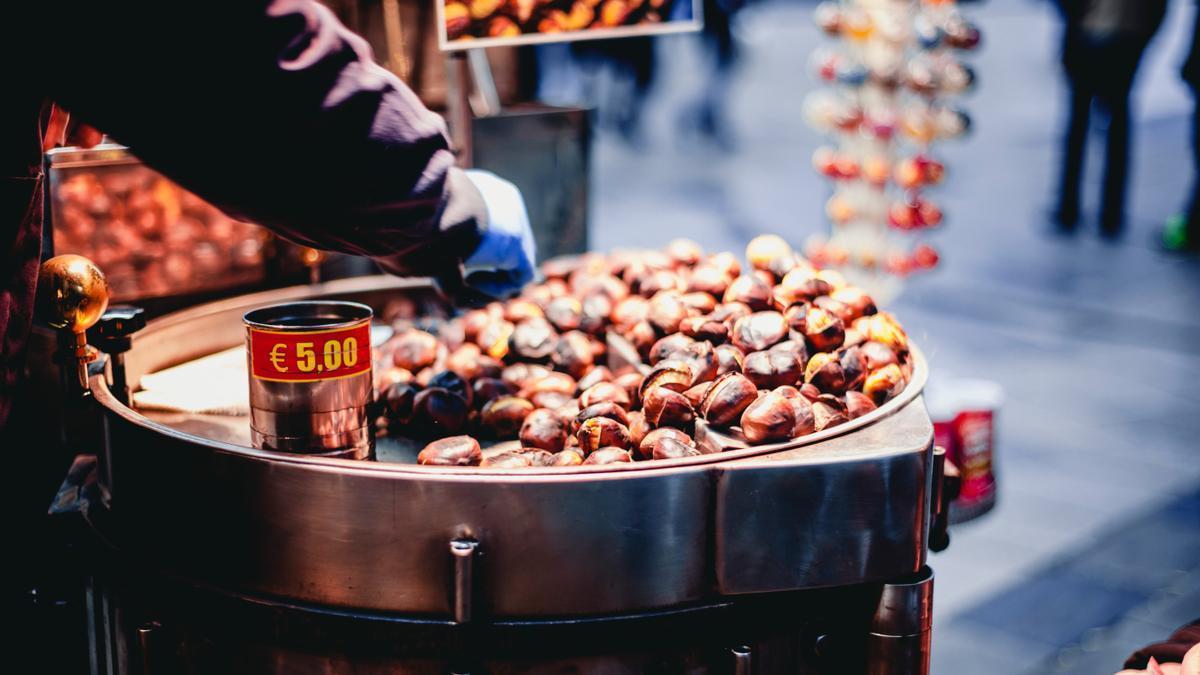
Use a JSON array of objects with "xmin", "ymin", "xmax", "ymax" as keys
[{"xmin": 372, "ymin": 236, "xmax": 913, "ymax": 468}]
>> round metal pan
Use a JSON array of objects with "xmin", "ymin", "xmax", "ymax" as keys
[{"xmin": 90, "ymin": 276, "xmax": 934, "ymax": 618}]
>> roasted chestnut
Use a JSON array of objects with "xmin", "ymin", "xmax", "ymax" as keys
[
  {"xmin": 392, "ymin": 329, "xmax": 439, "ymax": 371},
  {"xmin": 722, "ymin": 275, "xmax": 773, "ymax": 311},
  {"xmin": 699, "ymin": 372, "xmax": 758, "ymax": 428},
  {"xmin": 745, "ymin": 234, "xmax": 792, "ymax": 272},
  {"xmin": 710, "ymin": 302, "xmax": 752, "ymax": 324},
  {"xmin": 687, "ymin": 264, "xmax": 733, "ymax": 296},
  {"xmin": 683, "ymin": 382, "xmax": 710, "ymax": 408},
  {"xmin": 860, "ymin": 340, "xmax": 900, "ymax": 370},
  {"xmin": 582, "ymin": 447, "xmax": 634, "ymax": 465},
  {"xmin": 479, "ymin": 396, "xmax": 534, "ymax": 438},
  {"xmin": 802, "ymin": 307, "xmax": 845, "ymax": 353},
  {"xmin": 502, "ymin": 362, "xmax": 551, "ymax": 389},
  {"xmin": 638, "ymin": 427, "xmax": 694, "ymax": 460},
  {"xmin": 666, "ymin": 238, "xmax": 704, "ymax": 266},
  {"xmin": 743, "ymin": 348, "xmax": 804, "ymax": 390},
  {"xmin": 863, "ymin": 363, "xmax": 904, "ymax": 403},
  {"xmin": 477, "ymin": 319, "xmax": 514, "ymax": 360},
  {"xmin": 427, "ymin": 370, "xmax": 472, "ymax": 407},
  {"xmin": 830, "ymin": 287, "xmax": 877, "ymax": 321},
  {"xmin": 521, "ymin": 449, "xmax": 558, "ymax": 467},
  {"xmin": 714, "ymin": 344, "xmax": 745, "ymax": 375},
  {"xmin": 610, "ymin": 295, "xmax": 651, "ymax": 329},
  {"xmin": 553, "ymin": 449, "xmax": 585, "ymax": 466},
  {"xmin": 804, "ymin": 352, "xmax": 847, "ymax": 394},
  {"xmin": 812, "ymin": 394, "xmax": 850, "ymax": 431},
  {"xmin": 472, "ymin": 377, "xmax": 515, "ymax": 410},
  {"xmin": 679, "ymin": 316, "xmax": 729, "ymax": 344},
  {"xmin": 552, "ymin": 330, "xmax": 595, "ymax": 378},
  {"xmin": 576, "ymin": 401, "xmax": 630, "ymax": 428},
  {"xmin": 673, "ymin": 341, "xmax": 719, "ymax": 385},
  {"xmin": 481, "ymin": 452, "xmax": 533, "ymax": 468},
  {"xmin": 740, "ymin": 388, "xmax": 816, "ymax": 443},
  {"xmin": 519, "ymin": 371, "xmax": 577, "ymax": 399},
  {"xmin": 650, "ymin": 333, "xmax": 695, "ymax": 364},
  {"xmin": 510, "ymin": 317, "xmax": 558, "ymax": 362},
  {"xmin": 614, "ymin": 371, "xmax": 645, "ymax": 404},
  {"xmin": 520, "ymin": 408, "xmax": 569, "ymax": 452},
  {"xmin": 577, "ymin": 417, "xmax": 632, "ymax": 454},
  {"xmin": 576, "ymin": 365, "xmax": 613, "ymax": 393},
  {"xmin": 680, "ymin": 292, "xmax": 718, "ymax": 315},
  {"xmin": 640, "ymin": 361, "xmax": 693, "ymax": 398},
  {"xmin": 731, "ymin": 311, "xmax": 789, "ymax": 353},
  {"xmin": 838, "ymin": 346, "xmax": 867, "ymax": 390},
  {"xmin": 579, "ymin": 381, "xmax": 632, "ymax": 409},
  {"xmin": 647, "ymin": 291, "xmax": 689, "ymax": 334},
  {"xmin": 529, "ymin": 390, "xmax": 573, "ymax": 410},
  {"xmin": 641, "ymin": 386, "xmax": 695, "ymax": 429},
  {"xmin": 382, "ymin": 381, "xmax": 419, "ymax": 426},
  {"xmin": 412, "ymin": 388, "xmax": 470, "ymax": 436},
  {"xmin": 417, "ymin": 436, "xmax": 481, "ymax": 466},
  {"xmin": 845, "ymin": 390, "xmax": 878, "ymax": 419},
  {"xmin": 545, "ymin": 296, "xmax": 583, "ymax": 332}
]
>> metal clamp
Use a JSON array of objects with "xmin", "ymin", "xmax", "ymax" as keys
[{"xmin": 95, "ymin": 305, "xmax": 145, "ymax": 406}]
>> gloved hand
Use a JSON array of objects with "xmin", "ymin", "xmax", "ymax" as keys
[{"xmin": 461, "ymin": 170, "xmax": 537, "ymax": 299}]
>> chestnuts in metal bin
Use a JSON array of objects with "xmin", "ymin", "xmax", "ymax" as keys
[{"xmin": 373, "ymin": 238, "xmax": 914, "ymax": 468}]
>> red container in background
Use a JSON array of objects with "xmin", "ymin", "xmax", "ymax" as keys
[{"xmin": 927, "ymin": 378, "xmax": 1003, "ymax": 523}]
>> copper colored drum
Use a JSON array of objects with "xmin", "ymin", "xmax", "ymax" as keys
[{"xmin": 243, "ymin": 301, "xmax": 374, "ymax": 458}]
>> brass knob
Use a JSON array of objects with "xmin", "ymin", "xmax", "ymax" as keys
[{"xmin": 38, "ymin": 254, "xmax": 110, "ymax": 334}]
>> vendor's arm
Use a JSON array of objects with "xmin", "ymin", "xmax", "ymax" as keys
[{"xmin": 37, "ymin": 0, "xmax": 533, "ymax": 295}]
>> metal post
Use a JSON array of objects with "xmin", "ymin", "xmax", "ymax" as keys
[
  {"xmin": 866, "ymin": 566, "xmax": 934, "ymax": 675},
  {"xmin": 446, "ymin": 53, "xmax": 474, "ymax": 168},
  {"xmin": 730, "ymin": 645, "xmax": 753, "ymax": 675},
  {"xmin": 450, "ymin": 538, "xmax": 478, "ymax": 624}
]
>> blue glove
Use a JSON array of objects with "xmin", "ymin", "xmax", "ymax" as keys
[{"xmin": 462, "ymin": 170, "xmax": 537, "ymax": 299}]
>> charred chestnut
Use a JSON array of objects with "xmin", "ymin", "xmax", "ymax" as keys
[
  {"xmin": 642, "ymin": 386, "xmax": 695, "ymax": 429},
  {"xmin": 417, "ymin": 436, "xmax": 481, "ymax": 466},
  {"xmin": 479, "ymin": 396, "xmax": 534, "ymax": 438},
  {"xmin": 576, "ymin": 401, "xmax": 630, "ymax": 428},
  {"xmin": 412, "ymin": 388, "xmax": 470, "ymax": 436},
  {"xmin": 519, "ymin": 408, "xmax": 569, "ymax": 452},
  {"xmin": 552, "ymin": 330, "xmax": 595, "ymax": 378},
  {"xmin": 722, "ymin": 275, "xmax": 773, "ymax": 311},
  {"xmin": 577, "ymin": 417, "xmax": 632, "ymax": 454},
  {"xmin": 699, "ymin": 372, "xmax": 759, "ymax": 428},
  {"xmin": 638, "ymin": 427, "xmax": 694, "ymax": 460},
  {"xmin": 732, "ymin": 311, "xmax": 789, "ymax": 353},
  {"xmin": 803, "ymin": 307, "xmax": 846, "ymax": 353},
  {"xmin": 743, "ymin": 348, "xmax": 804, "ymax": 390}
]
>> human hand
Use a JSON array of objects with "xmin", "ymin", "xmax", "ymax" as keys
[{"xmin": 461, "ymin": 170, "xmax": 536, "ymax": 299}]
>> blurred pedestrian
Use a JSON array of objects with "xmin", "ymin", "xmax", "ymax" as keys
[
  {"xmin": 572, "ymin": 38, "xmax": 657, "ymax": 145},
  {"xmin": 679, "ymin": 0, "xmax": 745, "ymax": 149},
  {"xmin": 1053, "ymin": 0, "xmax": 1167, "ymax": 237},
  {"xmin": 1163, "ymin": 4, "xmax": 1200, "ymax": 252}
]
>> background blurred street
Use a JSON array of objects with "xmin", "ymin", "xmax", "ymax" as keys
[{"xmin": 574, "ymin": 0, "xmax": 1200, "ymax": 671}]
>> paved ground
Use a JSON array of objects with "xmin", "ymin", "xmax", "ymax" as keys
[{"xmin": 553, "ymin": 0, "xmax": 1200, "ymax": 671}]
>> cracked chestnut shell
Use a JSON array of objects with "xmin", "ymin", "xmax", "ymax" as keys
[
  {"xmin": 642, "ymin": 386, "xmax": 695, "ymax": 429},
  {"xmin": 582, "ymin": 447, "xmax": 634, "ymax": 465},
  {"xmin": 640, "ymin": 361, "xmax": 693, "ymax": 399},
  {"xmin": 863, "ymin": 363, "xmax": 905, "ymax": 403},
  {"xmin": 732, "ymin": 311, "xmax": 789, "ymax": 353},
  {"xmin": 674, "ymin": 341, "xmax": 720, "ymax": 386},
  {"xmin": 722, "ymin": 275, "xmax": 773, "ymax": 311},
  {"xmin": 519, "ymin": 408, "xmax": 569, "ymax": 452},
  {"xmin": 480, "ymin": 396, "xmax": 535, "ymax": 439},
  {"xmin": 804, "ymin": 352, "xmax": 848, "ymax": 394},
  {"xmin": 715, "ymin": 344, "xmax": 745, "ymax": 375},
  {"xmin": 417, "ymin": 436, "xmax": 481, "ymax": 466},
  {"xmin": 803, "ymin": 307, "xmax": 846, "ymax": 353},
  {"xmin": 812, "ymin": 394, "xmax": 850, "ymax": 431},
  {"xmin": 699, "ymin": 372, "xmax": 758, "ymax": 428},
  {"xmin": 638, "ymin": 427, "xmax": 694, "ymax": 460},
  {"xmin": 577, "ymin": 417, "xmax": 632, "ymax": 454},
  {"xmin": 412, "ymin": 388, "xmax": 470, "ymax": 436},
  {"xmin": 552, "ymin": 330, "xmax": 594, "ymax": 379},
  {"xmin": 743, "ymin": 348, "xmax": 805, "ymax": 390}
]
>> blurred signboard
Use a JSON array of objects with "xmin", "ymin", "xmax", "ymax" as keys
[{"xmin": 438, "ymin": 0, "xmax": 701, "ymax": 51}]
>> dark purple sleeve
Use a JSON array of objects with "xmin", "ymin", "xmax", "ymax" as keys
[{"xmin": 39, "ymin": 0, "xmax": 484, "ymax": 277}]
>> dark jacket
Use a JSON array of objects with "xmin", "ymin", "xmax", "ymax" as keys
[{"xmin": 1, "ymin": 0, "xmax": 486, "ymax": 430}]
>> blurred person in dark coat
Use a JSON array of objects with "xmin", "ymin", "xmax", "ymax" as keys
[
  {"xmin": 1053, "ymin": 0, "xmax": 1167, "ymax": 236},
  {"xmin": 2, "ymin": 0, "xmax": 536, "ymax": 639}
]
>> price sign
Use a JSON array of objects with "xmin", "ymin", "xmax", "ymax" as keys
[{"xmin": 248, "ymin": 322, "xmax": 371, "ymax": 383}]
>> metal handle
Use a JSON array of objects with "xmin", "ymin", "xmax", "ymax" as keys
[{"xmin": 450, "ymin": 538, "xmax": 478, "ymax": 624}]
